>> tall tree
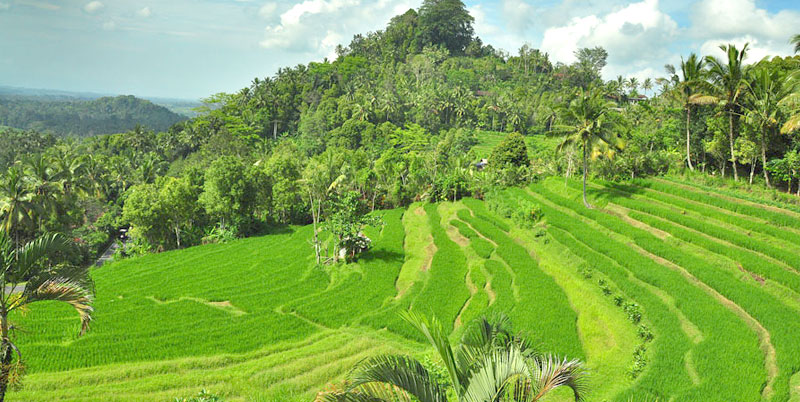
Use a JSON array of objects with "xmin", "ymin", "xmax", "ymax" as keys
[
  {"xmin": 0, "ymin": 167, "xmax": 34, "ymax": 241},
  {"xmin": 706, "ymin": 43, "xmax": 750, "ymax": 181},
  {"xmin": 666, "ymin": 53, "xmax": 712, "ymax": 170},
  {"xmin": 744, "ymin": 63, "xmax": 795, "ymax": 187},
  {"xmin": 557, "ymin": 89, "xmax": 623, "ymax": 208},
  {"xmin": 792, "ymin": 34, "xmax": 800, "ymax": 54},
  {"xmin": 0, "ymin": 232, "xmax": 93, "ymax": 401},
  {"xmin": 417, "ymin": 0, "xmax": 475, "ymax": 55}
]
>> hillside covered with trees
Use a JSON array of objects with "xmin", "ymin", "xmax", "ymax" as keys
[
  {"xmin": 1, "ymin": 0, "xmax": 800, "ymax": 400},
  {"xmin": 0, "ymin": 94, "xmax": 187, "ymax": 137}
]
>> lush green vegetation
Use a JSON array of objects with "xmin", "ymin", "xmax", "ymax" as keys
[
  {"xmin": 2, "ymin": 0, "xmax": 800, "ymax": 400},
  {"xmin": 10, "ymin": 178, "xmax": 800, "ymax": 401},
  {"xmin": 0, "ymin": 95, "xmax": 186, "ymax": 137}
]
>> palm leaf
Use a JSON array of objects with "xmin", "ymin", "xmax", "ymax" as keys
[
  {"xmin": 461, "ymin": 346, "xmax": 531, "ymax": 402},
  {"xmin": 781, "ymin": 113, "xmax": 800, "ymax": 134},
  {"xmin": 23, "ymin": 278, "xmax": 94, "ymax": 335},
  {"xmin": 347, "ymin": 354, "xmax": 446, "ymax": 402},
  {"xmin": 400, "ymin": 311, "xmax": 461, "ymax": 393},
  {"xmin": 529, "ymin": 355, "xmax": 589, "ymax": 401},
  {"xmin": 11, "ymin": 232, "xmax": 74, "ymax": 280}
]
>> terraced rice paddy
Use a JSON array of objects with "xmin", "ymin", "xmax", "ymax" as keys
[{"xmin": 11, "ymin": 177, "xmax": 800, "ymax": 401}]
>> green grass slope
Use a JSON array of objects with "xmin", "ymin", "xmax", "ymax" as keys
[{"xmin": 12, "ymin": 184, "xmax": 800, "ymax": 401}]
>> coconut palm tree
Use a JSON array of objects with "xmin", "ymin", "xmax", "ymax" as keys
[
  {"xmin": 557, "ymin": 89, "xmax": 624, "ymax": 208},
  {"xmin": 23, "ymin": 155, "xmax": 59, "ymax": 230},
  {"xmin": 666, "ymin": 53, "xmax": 713, "ymax": 170},
  {"xmin": 642, "ymin": 78, "xmax": 653, "ymax": 95},
  {"xmin": 792, "ymin": 34, "xmax": 800, "ymax": 54},
  {"xmin": 0, "ymin": 231, "xmax": 93, "ymax": 401},
  {"xmin": 317, "ymin": 313, "xmax": 587, "ymax": 402},
  {"xmin": 743, "ymin": 63, "xmax": 796, "ymax": 187},
  {"xmin": 706, "ymin": 43, "xmax": 751, "ymax": 181},
  {"xmin": 0, "ymin": 167, "xmax": 35, "ymax": 241}
]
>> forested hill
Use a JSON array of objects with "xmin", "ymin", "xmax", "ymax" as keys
[{"xmin": 0, "ymin": 94, "xmax": 187, "ymax": 136}]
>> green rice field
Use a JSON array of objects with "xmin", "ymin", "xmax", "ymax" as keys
[{"xmin": 11, "ymin": 177, "xmax": 800, "ymax": 401}]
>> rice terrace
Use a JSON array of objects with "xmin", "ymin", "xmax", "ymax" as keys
[
  {"xmin": 9, "ymin": 176, "xmax": 800, "ymax": 401},
  {"xmin": 3, "ymin": 0, "xmax": 800, "ymax": 401}
]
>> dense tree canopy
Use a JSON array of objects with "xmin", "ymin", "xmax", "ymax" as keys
[{"xmin": 0, "ymin": 3, "xmax": 797, "ymax": 259}]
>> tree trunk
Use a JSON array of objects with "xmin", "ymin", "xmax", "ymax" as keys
[
  {"xmin": 761, "ymin": 130, "xmax": 771, "ymax": 188},
  {"xmin": 749, "ymin": 157, "xmax": 755, "ymax": 185},
  {"xmin": 582, "ymin": 142, "xmax": 592, "ymax": 209},
  {"xmin": 0, "ymin": 313, "xmax": 11, "ymax": 402},
  {"xmin": 686, "ymin": 107, "xmax": 694, "ymax": 170},
  {"xmin": 729, "ymin": 111, "xmax": 738, "ymax": 181},
  {"xmin": 309, "ymin": 194, "xmax": 321, "ymax": 265},
  {"xmin": 174, "ymin": 226, "xmax": 181, "ymax": 249}
]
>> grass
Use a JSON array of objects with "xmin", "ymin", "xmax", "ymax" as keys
[{"xmin": 13, "ymin": 177, "xmax": 800, "ymax": 401}]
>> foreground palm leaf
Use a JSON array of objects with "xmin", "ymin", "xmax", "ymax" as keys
[
  {"xmin": 319, "ymin": 313, "xmax": 588, "ymax": 402},
  {"xmin": 0, "ymin": 231, "xmax": 94, "ymax": 402}
]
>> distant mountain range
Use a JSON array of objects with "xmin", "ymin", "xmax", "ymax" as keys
[{"xmin": 0, "ymin": 86, "xmax": 199, "ymax": 137}]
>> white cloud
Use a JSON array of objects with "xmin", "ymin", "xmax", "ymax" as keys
[
  {"xmin": 258, "ymin": 3, "xmax": 278, "ymax": 19},
  {"xmin": 469, "ymin": 5, "xmax": 499, "ymax": 37},
  {"xmin": 0, "ymin": 2, "xmax": 9, "ymax": 11},
  {"xmin": 501, "ymin": 0, "xmax": 536, "ymax": 33},
  {"xmin": 691, "ymin": 0, "xmax": 800, "ymax": 41},
  {"xmin": 260, "ymin": 0, "xmax": 420, "ymax": 58},
  {"xmin": 699, "ymin": 36, "xmax": 789, "ymax": 64},
  {"xmin": 690, "ymin": 0, "xmax": 799, "ymax": 62},
  {"xmin": 541, "ymin": 0, "xmax": 677, "ymax": 78},
  {"xmin": 102, "ymin": 20, "xmax": 116, "ymax": 30},
  {"xmin": 83, "ymin": 1, "xmax": 104, "ymax": 13},
  {"xmin": 137, "ymin": 6, "xmax": 151, "ymax": 18}
]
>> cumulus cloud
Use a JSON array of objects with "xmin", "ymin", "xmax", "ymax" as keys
[
  {"xmin": 137, "ymin": 6, "xmax": 151, "ymax": 18},
  {"xmin": 699, "ymin": 36, "xmax": 789, "ymax": 64},
  {"xmin": 102, "ymin": 20, "xmax": 116, "ymax": 30},
  {"xmin": 690, "ymin": 0, "xmax": 799, "ymax": 62},
  {"xmin": 259, "ymin": 0, "xmax": 419, "ymax": 58},
  {"xmin": 691, "ymin": 0, "xmax": 800, "ymax": 41},
  {"xmin": 83, "ymin": 1, "xmax": 104, "ymax": 13},
  {"xmin": 501, "ymin": 0, "xmax": 536, "ymax": 33},
  {"xmin": 258, "ymin": 3, "xmax": 277, "ymax": 19},
  {"xmin": 541, "ymin": 0, "xmax": 677, "ymax": 79}
]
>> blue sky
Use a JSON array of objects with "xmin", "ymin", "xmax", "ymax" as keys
[{"xmin": 1, "ymin": 0, "xmax": 798, "ymax": 99}]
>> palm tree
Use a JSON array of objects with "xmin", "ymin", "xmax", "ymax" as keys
[
  {"xmin": 317, "ymin": 313, "xmax": 587, "ymax": 402},
  {"xmin": 627, "ymin": 77, "xmax": 640, "ymax": 95},
  {"xmin": 743, "ymin": 63, "xmax": 796, "ymax": 188},
  {"xmin": 0, "ymin": 231, "xmax": 93, "ymax": 401},
  {"xmin": 23, "ymin": 155, "xmax": 59, "ymax": 230},
  {"xmin": 706, "ymin": 44, "xmax": 750, "ymax": 181},
  {"xmin": 557, "ymin": 89, "xmax": 624, "ymax": 208},
  {"xmin": 667, "ymin": 53, "xmax": 713, "ymax": 170},
  {"xmin": 642, "ymin": 78, "xmax": 653, "ymax": 95},
  {"xmin": 792, "ymin": 34, "xmax": 800, "ymax": 54},
  {"xmin": 0, "ymin": 167, "xmax": 35, "ymax": 241}
]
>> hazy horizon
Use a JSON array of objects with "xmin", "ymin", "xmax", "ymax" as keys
[{"xmin": 1, "ymin": 0, "xmax": 799, "ymax": 99}]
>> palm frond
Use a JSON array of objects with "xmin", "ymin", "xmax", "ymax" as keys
[
  {"xmin": 461, "ymin": 346, "xmax": 532, "ymax": 402},
  {"xmin": 316, "ymin": 389, "xmax": 393, "ymax": 402},
  {"xmin": 529, "ymin": 355, "xmax": 589, "ymax": 402},
  {"xmin": 400, "ymin": 311, "xmax": 460, "ymax": 393},
  {"xmin": 347, "ymin": 354, "xmax": 446, "ymax": 402},
  {"xmin": 11, "ymin": 232, "xmax": 74, "ymax": 280},
  {"xmin": 688, "ymin": 94, "xmax": 718, "ymax": 105},
  {"xmin": 24, "ymin": 278, "xmax": 94, "ymax": 335},
  {"xmin": 781, "ymin": 113, "xmax": 800, "ymax": 134}
]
